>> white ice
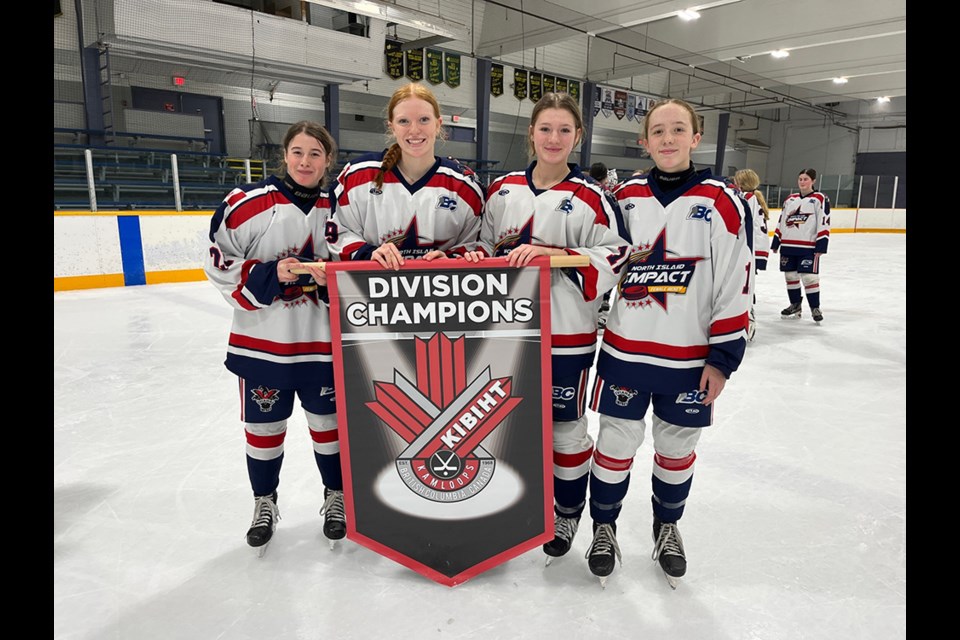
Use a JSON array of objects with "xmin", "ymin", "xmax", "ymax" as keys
[{"xmin": 54, "ymin": 234, "xmax": 906, "ymax": 640}]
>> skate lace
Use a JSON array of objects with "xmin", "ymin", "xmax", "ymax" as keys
[
  {"xmin": 652, "ymin": 522, "xmax": 684, "ymax": 561},
  {"xmin": 586, "ymin": 523, "xmax": 622, "ymax": 565},
  {"xmin": 554, "ymin": 515, "xmax": 579, "ymax": 542},
  {"xmin": 320, "ymin": 490, "xmax": 345, "ymax": 524},
  {"xmin": 251, "ymin": 494, "xmax": 279, "ymax": 528}
]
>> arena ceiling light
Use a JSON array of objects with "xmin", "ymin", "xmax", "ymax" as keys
[{"xmin": 306, "ymin": 0, "xmax": 469, "ymax": 42}]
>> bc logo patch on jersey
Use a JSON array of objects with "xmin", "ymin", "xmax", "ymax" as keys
[
  {"xmin": 436, "ymin": 196, "xmax": 458, "ymax": 211},
  {"xmin": 687, "ymin": 204, "xmax": 713, "ymax": 222}
]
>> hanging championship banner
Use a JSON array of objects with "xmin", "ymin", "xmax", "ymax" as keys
[
  {"xmin": 593, "ymin": 85, "xmax": 601, "ymax": 117},
  {"xmin": 601, "ymin": 87, "xmax": 614, "ymax": 118},
  {"xmin": 626, "ymin": 92, "xmax": 636, "ymax": 121},
  {"xmin": 614, "ymin": 90, "xmax": 627, "ymax": 119},
  {"xmin": 514, "ymin": 69, "xmax": 528, "ymax": 100},
  {"xmin": 491, "ymin": 64, "xmax": 504, "ymax": 97},
  {"xmin": 568, "ymin": 80, "xmax": 580, "ymax": 102},
  {"xmin": 426, "ymin": 49, "xmax": 443, "ymax": 85},
  {"xmin": 327, "ymin": 258, "xmax": 554, "ymax": 587},
  {"xmin": 385, "ymin": 39, "xmax": 404, "ymax": 80},
  {"xmin": 555, "ymin": 77, "xmax": 568, "ymax": 95},
  {"xmin": 445, "ymin": 53, "xmax": 461, "ymax": 88},
  {"xmin": 529, "ymin": 72, "xmax": 542, "ymax": 102},
  {"xmin": 633, "ymin": 95, "xmax": 648, "ymax": 123},
  {"xmin": 406, "ymin": 48, "xmax": 424, "ymax": 81},
  {"xmin": 542, "ymin": 75, "xmax": 555, "ymax": 94}
]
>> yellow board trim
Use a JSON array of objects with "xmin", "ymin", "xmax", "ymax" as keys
[
  {"xmin": 145, "ymin": 269, "xmax": 206, "ymax": 284},
  {"xmin": 54, "ymin": 274, "xmax": 127, "ymax": 291}
]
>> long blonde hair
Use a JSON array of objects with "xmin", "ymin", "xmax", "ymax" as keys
[
  {"xmin": 734, "ymin": 168, "xmax": 769, "ymax": 221},
  {"xmin": 376, "ymin": 83, "xmax": 446, "ymax": 188}
]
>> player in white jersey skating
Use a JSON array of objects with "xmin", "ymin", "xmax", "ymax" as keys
[
  {"xmin": 771, "ymin": 168, "xmax": 830, "ymax": 323},
  {"xmin": 463, "ymin": 93, "xmax": 630, "ymax": 582},
  {"xmin": 587, "ymin": 99, "xmax": 753, "ymax": 587},
  {"xmin": 205, "ymin": 122, "xmax": 345, "ymax": 556}
]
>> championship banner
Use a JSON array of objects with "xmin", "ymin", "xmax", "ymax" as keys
[
  {"xmin": 491, "ymin": 64, "xmax": 504, "ymax": 97},
  {"xmin": 529, "ymin": 72, "xmax": 542, "ymax": 102},
  {"xmin": 405, "ymin": 48, "xmax": 424, "ymax": 81},
  {"xmin": 445, "ymin": 53, "xmax": 461, "ymax": 88},
  {"xmin": 601, "ymin": 87, "xmax": 614, "ymax": 118},
  {"xmin": 327, "ymin": 258, "xmax": 554, "ymax": 587},
  {"xmin": 626, "ymin": 92, "xmax": 635, "ymax": 121},
  {"xmin": 514, "ymin": 69, "xmax": 528, "ymax": 100},
  {"xmin": 385, "ymin": 39, "xmax": 404, "ymax": 80},
  {"xmin": 614, "ymin": 90, "xmax": 627, "ymax": 119},
  {"xmin": 633, "ymin": 94, "xmax": 648, "ymax": 123},
  {"xmin": 568, "ymin": 79, "xmax": 580, "ymax": 102},
  {"xmin": 426, "ymin": 49, "xmax": 443, "ymax": 85},
  {"xmin": 593, "ymin": 85, "xmax": 601, "ymax": 117},
  {"xmin": 555, "ymin": 77, "xmax": 568, "ymax": 95},
  {"xmin": 542, "ymin": 75, "xmax": 555, "ymax": 94}
]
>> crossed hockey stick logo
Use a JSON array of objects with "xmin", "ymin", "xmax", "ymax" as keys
[{"xmin": 365, "ymin": 333, "xmax": 522, "ymax": 503}]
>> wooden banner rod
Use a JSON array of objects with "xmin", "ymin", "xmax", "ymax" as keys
[{"xmin": 290, "ymin": 255, "xmax": 589, "ymax": 274}]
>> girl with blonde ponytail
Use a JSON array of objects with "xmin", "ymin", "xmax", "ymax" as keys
[{"xmin": 328, "ymin": 82, "xmax": 484, "ymax": 270}]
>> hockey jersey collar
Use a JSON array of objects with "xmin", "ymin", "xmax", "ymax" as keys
[
  {"xmin": 525, "ymin": 161, "xmax": 581, "ymax": 195},
  {"xmin": 647, "ymin": 166, "xmax": 713, "ymax": 207},
  {"xmin": 391, "ymin": 156, "xmax": 442, "ymax": 193}
]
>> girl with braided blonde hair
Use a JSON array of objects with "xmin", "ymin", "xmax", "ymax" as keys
[
  {"xmin": 734, "ymin": 169, "xmax": 771, "ymax": 341},
  {"xmin": 328, "ymin": 82, "xmax": 484, "ymax": 270}
]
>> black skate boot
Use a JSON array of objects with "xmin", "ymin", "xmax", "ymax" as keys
[
  {"xmin": 246, "ymin": 491, "xmax": 280, "ymax": 557},
  {"xmin": 811, "ymin": 307, "xmax": 823, "ymax": 323},
  {"xmin": 780, "ymin": 302, "xmax": 802, "ymax": 318},
  {"xmin": 543, "ymin": 514, "xmax": 580, "ymax": 564},
  {"xmin": 320, "ymin": 488, "xmax": 346, "ymax": 548},
  {"xmin": 652, "ymin": 517, "xmax": 686, "ymax": 589},
  {"xmin": 585, "ymin": 522, "xmax": 621, "ymax": 588}
]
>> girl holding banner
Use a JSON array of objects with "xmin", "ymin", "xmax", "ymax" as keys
[
  {"xmin": 587, "ymin": 99, "xmax": 753, "ymax": 587},
  {"xmin": 205, "ymin": 121, "xmax": 346, "ymax": 556},
  {"xmin": 462, "ymin": 92, "xmax": 630, "ymax": 576},
  {"xmin": 328, "ymin": 83, "xmax": 485, "ymax": 269}
]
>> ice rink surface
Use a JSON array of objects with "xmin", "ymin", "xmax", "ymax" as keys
[{"xmin": 54, "ymin": 234, "xmax": 906, "ymax": 640}]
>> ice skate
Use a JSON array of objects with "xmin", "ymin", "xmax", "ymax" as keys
[
  {"xmin": 585, "ymin": 522, "xmax": 621, "ymax": 588},
  {"xmin": 652, "ymin": 517, "xmax": 686, "ymax": 589},
  {"xmin": 543, "ymin": 514, "xmax": 580, "ymax": 566},
  {"xmin": 597, "ymin": 301, "xmax": 610, "ymax": 333},
  {"xmin": 320, "ymin": 488, "xmax": 346, "ymax": 549},
  {"xmin": 811, "ymin": 307, "xmax": 823, "ymax": 323},
  {"xmin": 780, "ymin": 302, "xmax": 802, "ymax": 319},
  {"xmin": 246, "ymin": 491, "xmax": 280, "ymax": 558},
  {"xmin": 746, "ymin": 308, "xmax": 756, "ymax": 342}
]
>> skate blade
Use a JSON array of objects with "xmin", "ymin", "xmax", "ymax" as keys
[
  {"xmin": 598, "ymin": 575, "xmax": 608, "ymax": 589},
  {"xmin": 663, "ymin": 572, "xmax": 680, "ymax": 589},
  {"xmin": 544, "ymin": 555, "xmax": 554, "ymax": 567},
  {"xmin": 254, "ymin": 542, "xmax": 270, "ymax": 558}
]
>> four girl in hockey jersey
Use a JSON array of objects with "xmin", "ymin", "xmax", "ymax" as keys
[{"xmin": 204, "ymin": 83, "xmax": 784, "ymax": 588}]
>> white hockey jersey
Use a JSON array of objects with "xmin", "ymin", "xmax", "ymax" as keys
[
  {"xmin": 771, "ymin": 190, "xmax": 830, "ymax": 255},
  {"xmin": 745, "ymin": 191, "xmax": 771, "ymax": 270},
  {"xmin": 477, "ymin": 163, "xmax": 630, "ymax": 376},
  {"xmin": 205, "ymin": 175, "xmax": 335, "ymax": 388},
  {"xmin": 329, "ymin": 152, "xmax": 484, "ymax": 261},
  {"xmin": 596, "ymin": 168, "xmax": 752, "ymax": 393}
]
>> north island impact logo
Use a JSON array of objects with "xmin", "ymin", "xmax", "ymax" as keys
[
  {"xmin": 617, "ymin": 228, "xmax": 702, "ymax": 311},
  {"xmin": 365, "ymin": 333, "xmax": 522, "ymax": 503}
]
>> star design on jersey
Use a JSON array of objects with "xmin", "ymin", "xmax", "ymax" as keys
[
  {"xmin": 381, "ymin": 217, "xmax": 448, "ymax": 259},
  {"xmin": 494, "ymin": 217, "xmax": 535, "ymax": 257},
  {"xmin": 617, "ymin": 229, "xmax": 702, "ymax": 311}
]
